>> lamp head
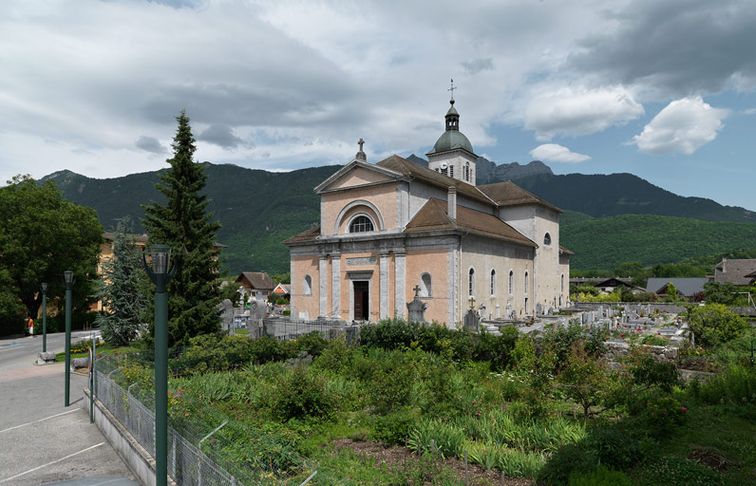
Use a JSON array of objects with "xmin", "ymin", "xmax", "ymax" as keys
[
  {"xmin": 41, "ymin": 282, "xmax": 48, "ymax": 292},
  {"xmin": 63, "ymin": 270, "xmax": 74, "ymax": 286},
  {"xmin": 148, "ymin": 244, "xmax": 171, "ymax": 275}
]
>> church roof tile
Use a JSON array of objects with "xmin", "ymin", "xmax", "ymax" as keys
[
  {"xmin": 478, "ymin": 180, "xmax": 561, "ymax": 212},
  {"xmin": 405, "ymin": 199, "xmax": 536, "ymax": 247}
]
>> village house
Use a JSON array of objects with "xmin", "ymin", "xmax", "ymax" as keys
[
  {"xmin": 714, "ymin": 258, "xmax": 756, "ymax": 286},
  {"xmin": 285, "ymin": 96, "xmax": 571, "ymax": 326},
  {"xmin": 235, "ymin": 271, "xmax": 275, "ymax": 298}
]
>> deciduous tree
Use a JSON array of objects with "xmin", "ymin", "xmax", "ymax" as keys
[{"xmin": 0, "ymin": 175, "xmax": 102, "ymax": 334}]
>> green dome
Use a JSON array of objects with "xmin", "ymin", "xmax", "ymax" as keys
[{"xmin": 431, "ymin": 130, "xmax": 474, "ymax": 154}]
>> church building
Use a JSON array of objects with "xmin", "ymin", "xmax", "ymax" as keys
[{"xmin": 285, "ymin": 96, "xmax": 571, "ymax": 326}]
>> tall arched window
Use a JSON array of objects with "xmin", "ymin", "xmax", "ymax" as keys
[
  {"xmin": 561, "ymin": 274, "xmax": 564, "ymax": 293},
  {"xmin": 464, "ymin": 163, "xmax": 470, "ymax": 181},
  {"xmin": 304, "ymin": 275, "xmax": 312, "ymax": 296},
  {"xmin": 508, "ymin": 270, "xmax": 514, "ymax": 295},
  {"xmin": 490, "ymin": 269, "xmax": 496, "ymax": 296},
  {"xmin": 468, "ymin": 268, "xmax": 475, "ymax": 296},
  {"xmin": 449, "ymin": 165, "xmax": 454, "ymax": 178},
  {"xmin": 421, "ymin": 273, "xmax": 432, "ymax": 297},
  {"xmin": 544, "ymin": 233, "xmax": 552, "ymax": 245},
  {"xmin": 349, "ymin": 215, "xmax": 374, "ymax": 233},
  {"xmin": 524, "ymin": 271, "xmax": 529, "ymax": 294}
]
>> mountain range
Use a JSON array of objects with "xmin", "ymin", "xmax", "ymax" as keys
[{"xmin": 42, "ymin": 157, "xmax": 756, "ymax": 274}]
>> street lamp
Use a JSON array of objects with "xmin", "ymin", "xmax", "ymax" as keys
[
  {"xmin": 144, "ymin": 245, "xmax": 174, "ymax": 486},
  {"xmin": 41, "ymin": 283, "xmax": 48, "ymax": 353},
  {"xmin": 63, "ymin": 270, "xmax": 74, "ymax": 407}
]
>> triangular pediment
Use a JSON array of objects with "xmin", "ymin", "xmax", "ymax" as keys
[{"xmin": 315, "ymin": 159, "xmax": 406, "ymax": 193}]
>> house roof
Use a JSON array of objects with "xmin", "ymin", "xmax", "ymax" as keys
[
  {"xmin": 103, "ymin": 232, "xmax": 148, "ymax": 244},
  {"xmin": 645, "ymin": 277, "xmax": 708, "ymax": 297},
  {"xmin": 714, "ymin": 258, "xmax": 756, "ymax": 285},
  {"xmin": 477, "ymin": 180, "xmax": 561, "ymax": 212},
  {"xmin": 404, "ymin": 198, "xmax": 536, "ymax": 247},
  {"xmin": 235, "ymin": 271, "xmax": 275, "ymax": 290},
  {"xmin": 273, "ymin": 283, "xmax": 291, "ymax": 294},
  {"xmin": 376, "ymin": 155, "xmax": 495, "ymax": 206},
  {"xmin": 570, "ymin": 277, "xmax": 635, "ymax": 287},
  {"xmin": 283, "ymin": 226, "xmax": 321, "ymax": 245},
  {"xmin": 560, "ymin": 245, "xmax": 574, "ymax": 256}
]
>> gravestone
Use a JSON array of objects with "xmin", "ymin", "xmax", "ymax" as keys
[
  {"xmin": 218, "ymin": 298, "xmax": 234, "ymax": 332},
  {"xmin": 463, "ymin": 309, "xmax": 480, "ymax": 332},
  {"xmin": 407, "ymin": 285, "xmax": 428, "ymax": 323}
]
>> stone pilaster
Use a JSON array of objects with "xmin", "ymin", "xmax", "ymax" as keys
[
  {"xmin": 379, "ymin": 252, "xmax": 389, "ymax": 320},
  {"xmin": 394, "ymin": 250, "xmax": 406, "ymax": 319},
  {"xmin": 331, "ymin": 253, "xmax": 341, "ymax": 319},
  {"xmin": 319, "ymin": 256, "xmax": 328, "ymax": 317},
  {"xmin": 448, "ymin": 244, "xmax": 459, "ymax": 327}
]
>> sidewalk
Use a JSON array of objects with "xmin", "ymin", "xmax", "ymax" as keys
[{"xmin": 0, "ymin": 337, "xmax": 138, "ymax": 485}]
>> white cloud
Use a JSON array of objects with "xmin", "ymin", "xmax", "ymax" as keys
[
  {"xmin": 524, "ymin": 86, "xmax": 644, "ymax": 140},
  {"xmin": 529, "ymin": 143, "xmax": 591, "ymax": 163},
  {"xmin": 632, "ymin": 97, "xmax": 728, "ymax": 155}
]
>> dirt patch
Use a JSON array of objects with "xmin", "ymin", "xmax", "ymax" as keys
[
  {"xmin": 333, "ymin": 438, "xmax": 533, "ymax": 486},
  {"xmin": 688, "ymin": 447, "xmax": 729, "ymax": 471}
]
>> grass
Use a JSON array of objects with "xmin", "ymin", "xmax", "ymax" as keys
[{"xmin": 54, "ymin": 343, "xmax": 137, "ymax": 362}]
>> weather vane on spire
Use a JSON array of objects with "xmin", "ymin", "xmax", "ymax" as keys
[{"xmin": 448, "ymin": 78, "xmax": 456, "ymax": 102}]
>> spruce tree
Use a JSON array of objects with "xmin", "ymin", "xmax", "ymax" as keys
[
  {"xmin": 95, "ymin": 218, "xmax": 149, "ymax": 346},
  {"xmin": 143, "ymin": 111, "xmax": 221, "ymax": 345}
]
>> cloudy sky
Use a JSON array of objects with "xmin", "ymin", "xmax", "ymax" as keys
[{"xmin": 2, "ymin": 0, "xmax": 756, "ymax": 209}]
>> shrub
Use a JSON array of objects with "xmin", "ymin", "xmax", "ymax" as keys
[
  {"xmin": 689, "ymin": 365, "xmax": 756, "ymax": 405},
  {"xmin": 270, "ymin": 366, "xmax": 336, "ymax": 421},
  {"xmin": 373, "ymin": 407, "xmax": 421, "ymax": 445},
  {"xmin": 586, "ymin": 427, "xmax": 643, "ymax": 470},
  {"xmin": 538, "ymin": 443, "xmax": 597, "ymax": 485},
  {"xmin": 464, "ymin": 442, "xmax": 546, "ymax": 477},
  {"xmin": 626, "ymin": 349, "xmax": 681, "ymax": 392},
  {"xmin": 313, "ymin": 336, "xmax": 355, "ymax": 372},
  {"xmin": 687, "ymin": 304, "xmax": 748, "ymax": 347},
  {"xmin": 567, "ymin": 466, "xmax": 632, "ymax": 486},
  {"xmin": 368, "ymin": 351, "xmax": 417, "ymax": 413},
  {"xmin": 285, "ymin": 331, "xmax": 328, "ymax": 358}
]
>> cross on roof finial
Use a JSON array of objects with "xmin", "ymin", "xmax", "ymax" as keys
[
  {"xmin": 448, "ymin": 78, "xmax": 456, "ymax": 102},
  {"xmin": 358, "ymin": 137, "xmax": 365, "ymax": 152},
  {"xmin": 355, "ymin": 137, "xmax": 367, "ymax": 161}
]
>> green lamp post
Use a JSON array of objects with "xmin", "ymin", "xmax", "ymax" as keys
[
  {"xmin": 41, "ymin": 282, "xmax": 48, "ymax": 353},
  {"xmin": 145, "ymin": 245, "xmax": 174, "ymax": 486},
  {"xmin": 63, "ymin": 270, "xmax": 74, "ymax": 407}
]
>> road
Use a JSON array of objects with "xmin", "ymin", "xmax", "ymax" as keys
[{"xmin": 0, "ymin": 332, "xmax": 138, "ymax": 485}]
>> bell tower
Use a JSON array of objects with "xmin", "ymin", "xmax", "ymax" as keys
[{"xmin": 426, "ymin": 80, "xmax": 478, "ymax": 185}]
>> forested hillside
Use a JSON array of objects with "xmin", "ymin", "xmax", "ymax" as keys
[
  {"xmin": 43, "ymin": 161, "xmax": 756, "ymax": 275},
  {"xmin": 560, "ymin": 211, "xmax": 756, "ymax": 270}
]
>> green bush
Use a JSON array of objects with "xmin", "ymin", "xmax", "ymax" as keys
[
  {"xmin": 373, "ymin": 407, "xmax": 421, "ymax": 445},
  {"xmin": 688, "ymin": 365, "xmax": 756, "ymax": 405},
  {"xmin": 270, "ymin": 366, "xmax": 336, "ymax": 422},
  {"xmin": 360, "ymin": 319, "xmax": 519, "ymax": 370},
  {"xmin": 568, "ymin": 466, "xmax": 632, "ymax": 486},
  {"xmin": 538, "ymin": 443, "xmax": 597, "ymax": 485},
  {"xmin": 626, "ymin": 350, "xmax": 681, "ymax": 392},
  {"xmin": 313, "ymin": 336, "xmax": 355, "ymax": 373},
  {"xmin": 586, "ymin": 427, "xmax": 643, "ymax": 470},
  {"xmin": 687, "ymin": 304, "xmax": 748, "ymax": 347}
]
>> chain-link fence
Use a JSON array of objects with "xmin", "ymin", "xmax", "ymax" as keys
[{"xmin": 95, "ymin": 359, "xmax": 240, "ymax": 485}]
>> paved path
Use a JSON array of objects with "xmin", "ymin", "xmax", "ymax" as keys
[{"xmin": 0, "ymin": 333, "xmax": 138, "ymax": 486}]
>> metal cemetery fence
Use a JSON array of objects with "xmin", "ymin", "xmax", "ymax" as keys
[
  {"xmin": 95, "ymin": 359, "xmax": 239, "ymax": 486},
  {"xmin": 261, "ymin": 317, "xmax": 361, "ymax": 344}
]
